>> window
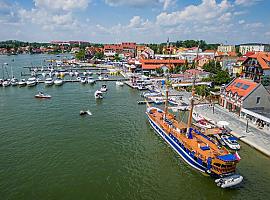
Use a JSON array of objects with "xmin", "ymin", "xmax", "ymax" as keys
[
  {"xmin": 242, "ymin": 84, "xmax": 250, "ymax": 90},
  {"xmin": 235, "ymin": 82, "xmax": 243, "ymax": 88},
  {"xmin": 256, "ymin": 97, "xmax": 261, "ymax": 104}
]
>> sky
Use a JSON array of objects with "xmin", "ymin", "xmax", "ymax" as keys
[{"xmin": 0, "ymin": 0, "xmax": 270, "ymax": 44}]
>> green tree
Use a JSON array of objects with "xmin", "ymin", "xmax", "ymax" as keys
[
  {"xmin": 114, "ymin": 53, "xmax": 121, "ymax": 61},
  {"xmin": 94, "ymin": 52, "xmax": 104, "ymax": 59},
  {"xmin": 155, "ymin": 68, "xmax": 163, "ymax": 75},
  {"xmin": 75, "ymin": 49, "xmax": 86, "ymax": 60}
]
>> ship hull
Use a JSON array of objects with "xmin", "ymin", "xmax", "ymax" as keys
[{"xmin": 146, "ymin": 112, "xmax": 208, "ymax": 174}]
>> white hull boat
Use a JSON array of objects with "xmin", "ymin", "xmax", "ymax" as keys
[
  {"xmin": 100, "ymin": 84, "xmax": 107, "ymax": 92},
  {"xmin": 54, "ymin": 78, "xmax": 63, "ymax": 86},
  {"xmin": 116, "ymin": 81, "xmax": 124, "ymax": 86},
  {"xmin": 221, "ymin": 135, "xmax": 241, "ymax": 150},
  {"xmin": 95, "ymin": 90, "xmax": 103, "ymax": 99},
  {"xmin": 2, "ymin": 80, "xmax": 10, "ymax": 87},
  {"xmin": 215, "ymin": 174, "xmax": 243, "ymax": 188},
  {"xmin": 18, "ymin": 79, "xmax": 27, "ymax": 87},
  {"xmin": 26, "ymin": 77, "xmax": 37, "ymax": 87},
  {"xmin": 45, "ymin": 78, "xmax": 54, "ymax": 86}
]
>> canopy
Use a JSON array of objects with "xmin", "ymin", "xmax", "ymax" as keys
[{"xmin": 217, "ymin": 154, "xmax": 237, "ymax": 162}]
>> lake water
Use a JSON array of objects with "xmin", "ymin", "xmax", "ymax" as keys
[{"xmin": 1, "ymin": 54, "xmax": 270, "ymax": 200}]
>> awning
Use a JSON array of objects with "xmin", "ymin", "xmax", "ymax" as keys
[{"xmin": 217, "ymin": 154, "xmax": 237, "ymax": 162}]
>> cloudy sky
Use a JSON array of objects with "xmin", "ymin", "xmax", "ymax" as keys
[{"xmin": 0, "ymin": 0, "xmax": 269, "ymax": 44}]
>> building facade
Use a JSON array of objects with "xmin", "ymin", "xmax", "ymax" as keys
[
  {"xmin": 239, "ymin": 43, "xmax": 270, "ymax": 55},
  {"xmin": 217, "ymin": 44, "xmax": 236, "ymax": 53}
]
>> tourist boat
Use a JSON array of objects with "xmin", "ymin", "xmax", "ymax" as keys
[
  {"xmin": 221, "ymin": 135, "xmax": 241, "ymax": 150},
  {"xmin": 45, "ymin": 77, "xmax": 54, "ymax": 86},
  {"xmin": 18, "ymin": 79, "xmax": 26, "ymax": 87},
  {"xmin": 80, "ymin": 77, "xmax": 87, "ymax": 84},
  {"xmin": 54, "ymin": 78, "xmax": 63, "ymax": 86},
  {"xmin": 26, "ymin": 77, "xmax": 37, "ymax": 87},
  {"xmin": 100, "ymin": 84, "xmax": 107, "ymax": 92},
  {"xmin": 35, "ymin": 92, "xmax": 51, "ymax": 99},
  {"xmin": 87, "ymin": 77, "xmax": 95, "ymax": 84},
  {"xmin": 94, "ymin": 90, "xmax": 103, "ymax": 99},
  {"xmin": 116, "ymin": 81, "xmax": 124, "ymax": 86},
  {"xmin": 10, "ymin": 77, "xmax": 18, "ymax": 86},
  {"xmin": 215, "ymin": 174, "xmax": 243, "ymax": 188},
  {"xmin": 145, "ymin": 80, "xmax": 242, "ymax": 187},
  {"xmin": 2, "ymin": 79, "xmax": 10, "ymax": 87}
]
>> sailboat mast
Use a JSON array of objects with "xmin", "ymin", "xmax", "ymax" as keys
[{"xmin": 164, "ymin": 38, "xmax": 171, "ymax": 119}]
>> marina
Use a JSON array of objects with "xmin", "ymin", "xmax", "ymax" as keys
[{"xmin": 1, "ymin": 54, "xmax": 270, "ymax": 199}]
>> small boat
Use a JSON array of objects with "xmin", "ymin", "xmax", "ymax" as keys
[
  {"xmin": 215, "ymin": 174, "xmax": 243, "ymax": 188},
  {"xmin": 74, "ymin": 71, "xmax": 79, "ymax": 77},
  {"xmin": 26, "ymin": 77, "xmax": 37, "ymax": 87},
  {"xmin": 192, "ymin": 111, "xmax": 205, "ymax": 122},
  {"xmin": 104, "ymin": 75, "xmax": 109, "ymax": 80},
  {"xmin": 69, "ymin": 72, "xmax": 74, "ymax": 77},
  {"xmin": 116, "ymin": 81, "xmax": 124, "ymax": 86},
  {"xmin": 2, "ymin": 80, "xmax": 10, "ymax": 87},
  {"xmin": 95, "ymin": 90, "xmax": 103, "ymax": 99},
  {"xmin": 98, "ymin": 75, "xmax": 103, "ymax": 80},
  {"xmin": 80, "ymin": 77, "xmax": 87, "ymax": 84},
  {"xmin": 35, "ymin": 92, "xmax": 51, "ymax": 99},
  {"xmin": 141, "ymin": 91, "xmax": 161, "ymax": 98},
  {"xmin": 100, "ymin": 84, "xmax": 107, "ymax": 92},
  {"xmin": 153, "ymin": 98, "xmax": 163, "ymax": 105},
  {"xmin": 221, "ymin": 135, "xmax": 241, "ymax": 150},
  {"xmin": 83, "ymin": 71, "xmax": 87, "ymax": 76},
  {"xmin": 87, "ymin": 77, "xmax": 95, "ymax": 84},
  {"xmin": 137, "ymin": 84, "xmax": 147, "ymax": 90},
  {"xmin": 42, "ymin": 72, "xmax": 46, "ymax": 78},
  {"xmin": 80, "ymin": 110, "xmax": 92, "ymax": 116},
  {"xmin": 88, "ymin": 72, "xmax": 93, "ymax": 76},
  {"xmin": 18, "ymin": 79, "xmax": 27, "ymax": 87},
  {"xmin": 54, "ymin": 78, "xmax": 63, "ymax": 86},
  {"xmin": 168, "ymin": 98, "xmax": 178, "ymax": 106},
  {"xmin": 45, "ymin": 78, "xmax": 54, "ymax": 86},
  {"xmin": 10, "ymin": 78, "xmax": 18, "ymax": 86},
  {"xmin": 195, "ymin": 119, "xmax": 215, "ymax": 129}
]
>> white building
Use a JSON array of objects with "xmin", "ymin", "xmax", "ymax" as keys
[
  {"xmin": 155, "ymin": 52, "xmax": 215, "ymax": 63},
  {"xmin": 239, "ymin": 43, "xmax": 270, "ymax": 55},
  {"xmin": 217, "ymin": 44, "xmax": 236, "ymax": 53}
]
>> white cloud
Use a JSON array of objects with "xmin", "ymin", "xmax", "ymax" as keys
[
  {"xmin": 238, "ymin": 19, "xmax": 245, "ymax": 24},
  {"xmin": 104, "ymin": 0, "xmax": 173, "ymax": 9},
  {"xmin": 244, "ymin": 22, "xmax": 264, "ymax": 29},
  {"xmin": 34, "ymin": 0, "xmax": 90, "ymax": 11},
  {"xmin": 156, "ymin": 0, "xmax": 232, "ymax": 26},
  {"xmin": 235, "ymin": 0, "xmax": 262, "ymax": 6}
]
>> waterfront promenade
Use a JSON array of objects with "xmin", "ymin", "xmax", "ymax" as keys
[{"xmin": 195, "ymin": 105, "xmax": 270, "ymax": 157}]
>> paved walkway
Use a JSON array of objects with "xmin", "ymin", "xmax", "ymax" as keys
[{"xmin": 195, "ymin": 104, "xmax": 270, "ymax": 157}]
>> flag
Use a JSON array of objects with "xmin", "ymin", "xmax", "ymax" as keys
[{"xmin": 234, "ymin": 151, "xmax": 241, "ymax": 161}]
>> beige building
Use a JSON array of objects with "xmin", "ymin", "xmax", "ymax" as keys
[{"xmin": 217, "ymin": 44, "xmax": 236, "ymax": 53}]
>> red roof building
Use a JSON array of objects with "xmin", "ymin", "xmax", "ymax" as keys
[
  {"xmin": 219, "ymin": 78, "xmax": 270, "ymax": 114},
  {"xmin": 140, "ymin": 59, "xmax": 185, "ymax": 70}
]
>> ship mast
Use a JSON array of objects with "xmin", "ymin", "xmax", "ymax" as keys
[
  {"xmin": 164, "ymin": 38, "xmax": 171, "ymax": 119},
  {"xmin": 186, "ymin": 44, "xmax": 199, "ymax": 132}
]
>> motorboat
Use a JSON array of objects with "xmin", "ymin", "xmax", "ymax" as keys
[
  {"xmin": 94, "ymin": 90, "xmax": 103, "ymax": 99},
  {"xmin": 192, "ymin": 111, "xmax": 205, "ymax": 122},
  {"xmin": 18, "ymin": 79, "xmax": 27, "ymax": 87},
  {"xmin": 80, "ymin": 110, "xmax": 92, "ymax": 116},
  {"xmin": 0, "ymin": 79, "xmax": 3, "ymax": 87},
  {"xmin": 100, "ymin": 84, "xmax": 107, "ymax": 92},
  {"xmin": 69, "ymin": 71, "xmax": 74, "ymax": 77},
  {"xmin": 83, "ymin": 71, "xmax": 87, "ymax": 76},
  {"xmin": 87, "ymin": 77, "xmax": 95, "ymax": 84},
  {"xmin": 35, "ymin": 91, "xmax": 51, "ymax": 99},
  {"xmin": 26, "ymin": 77, "xmax": 37, "ymax": 87},
  {"xmin": 104, "ymin": 75, "xmax": 109, "ymax": 80},
  {"xmin": 80, "ymin": 77, "xmax": 87, "ymax": 84},
  {"xmin": 168, "ymin": 98, "xmax": 178, "ymax": 106},
  {"xmin": 215, "ymin": 174, "xmax": 243, "ymax": 188},
  {"xmin": 10, "ymin": 78, "xmax": 18, "ymax": 86},
  {"xmin": 54, "ymin": 78, "xmax": 63, "ymax": 86},
  {"xmin": 153, "ymin": 97, "xmax": 164, "ymax": 105},
  {"xmin": 2, "ymin": 79, "xmax": 10, "ymax": 87},
  {"xmin": 116, "ymin": 81, "xmax": 124, "ymax": 86},
  {"xmin": 45, "ymin": 77, "xmax": 54, "ymax": 86},
  {"xmin": 42, "ymin": 72, "xmax": 46, "ymax": 78},
  {"xmin": 88, "ymin": 72, "xmax": 93, "ymax": 76},
  {"xmin": 221, "ymin": 135, "xmax": 241, "ymax": 150},
  {"xmin": 74, "ymin": 71, "xmax": 79, "ymax": 77},
  {"xmin": 194, "ymin": 119, "xmax": 214, "ymax": 129},
  {"xmin": 98, "ymin": 75, "xmax": 103, "ymax": 80},
  {"xmin": 141, "ymin": 91, "xmax": 161, "ymax": 98}
]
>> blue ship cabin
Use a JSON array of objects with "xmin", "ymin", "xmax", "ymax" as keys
[
  {"xmin": 200, "ymin": 146, "xmax": 210, "ymax": 151},
  {"xmin": 217, "ymin": 154, "xmax": 237, "ymax": 162}
]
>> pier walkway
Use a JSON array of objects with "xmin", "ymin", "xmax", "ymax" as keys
[{"xmin": 195, "ymin": 104, "xmax": 270, "ymax": 157}]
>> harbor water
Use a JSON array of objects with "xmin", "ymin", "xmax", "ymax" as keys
[{"xmin": 1, "ymin": 54, "xmax": 270, "ymax": 200}]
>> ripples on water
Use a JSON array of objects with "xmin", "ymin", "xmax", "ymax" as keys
[{"xmin": 0, "ymin": 54, "xmax": 270, "ymax": 200}]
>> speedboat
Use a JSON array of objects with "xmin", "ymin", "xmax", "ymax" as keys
[
  {"xmin": 215, "ymin": 174, "xmax": 243, "ymax": 188},
  {"xmin": 2, "ymin": 80, "xmax": 10, "ymax": 87},
  {"xmin": 45, "ymin": 77, "xmax": 54, "ymax": 86},
  {"xmin": 94, "ymin": 90, "xmax": 103, "ymax": 99},
  {"xmin": 100, "ymin": 84, "xmax": 107, "ymax": 92},
  {"xmin": 80, "ymin": 77, "xmax": 87, "ymax": 84},
  {"xmin": 26, "ymin": 77, "xmax": 37, "ymax": 87},
  {"xmin": 87, "ymin": 77, "xmax": 95, "ymax": 84},
  {"xmin": 18, "ymin": 79, "xmax": 27, "ymax": 87},
  {"xmin": 10, "ymin": 78, "xmax": 18, "ymax": 86},
  {"xmin": 35, "ymin": 92, "xmax": 51, "ymax": 99},
  {"xmin": 80, "ymin": 110, "xmax": 92, "ymax": 116},
  {"xmin": 221, "ymin": 135, "xmax": 241, "ymax": 150},
  {"xmin": 116, "ymin": 81, "xmax": 124, "ymax": 86},
  {"xmin": 54, "ymin": 78, "xmax": 63, "ymax": 86}
]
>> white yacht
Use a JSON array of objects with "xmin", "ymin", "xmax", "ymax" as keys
[
  {"xmin": 10, "ymin": 78, "xmax": 18, "ymax": 86},
  {"xmin": 80, "ymin": 77, "xmax": 87, "ymax": 84},
  {"xmin": 18, "ymin": 79, "xmax": 27, "ymax": 87},
  {"xmin": 2, "ymin": 80, "xmax": 10, "ymax": 87},
  {"xmin": 221, "ymin": 135, "xmax": 241, "ymax": 150},
  {"xmin": 94, "ymin": 90, "xmax": 103, "ymax": 99},
  {"xmin": 54, "ymin": 78, "xmax": 63, "ymax": 86},
  {"xmin": 45, "ymin": 77, "xmax": 54, "ymax": 86},
  {"xmin": 26, "ymin": 77, "xmax": 37, "ymax": 87},
  {"xmin": 87, "ymin": 77, "xmax": 95, "ymax": 84}
]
